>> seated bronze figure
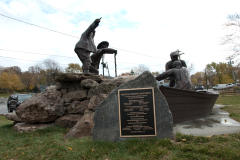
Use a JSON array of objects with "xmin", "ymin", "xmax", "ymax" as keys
[{"xmin": 156, "ymin": 60, "xmax": 192, "ymax": 90}]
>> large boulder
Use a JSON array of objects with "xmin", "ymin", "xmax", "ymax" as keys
[
  {"xmin": 55, "ymin": 73, "xmax": 102, "ymax": 91},
  {"xmin": 63, "ymin": 90, "xmax": 87, "ymax": 103},
  {"xmin": 65, "ymin": 110, "xmax": 94, "ymax": 138},
  {"xmin": 14, "ymin": 123, "xmax": 54, "ymax": 133},
  {"xmin": 66, "ymin": 100, "xmax": 89, "ymax": 114},
  {"xmin": 93, "ymin": 71, "xmax": 173, "ymax": 141},
  {"xmin": 5, "ymin": 113, "xmax": 22, "ymax": 123},
  {"xmin": 88, "ymin": 94, "xmax": 107, "ymax": 111},
  {"xmin": 88, "ymin": 77, "xmax": 132, "ymax": 98},
  {"xmin": 55, "ymin": 73, "xmax": 102, "ymax": 83},
  {"xmin": 55, "ymin": 114, "xmax": 83, "ymax": 128},
  {"xmin": 81, "ymin": 79, "xmax": 99, "ymax": 89},
  {"xmin": 16, "ymin": 88, "xmax": 64, "ymax": 123}
]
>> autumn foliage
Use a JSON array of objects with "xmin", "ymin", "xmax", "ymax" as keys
[
  {"xmin": 0, "ymin": 71, "xmax": 24, "ymax": 92},
  {"xmin": 191, "ymin": 62, "xmax": 238, "ymax": 87}
]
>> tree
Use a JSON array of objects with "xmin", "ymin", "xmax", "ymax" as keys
[
  {"xmin": 131, "ymin": 64, "xmax": 149, "ymax": 75},
  {"xmin": 221, "ymin": 14, "xmax": 240, "ymax": 83},
  {"xmin": 42, "ymin": 59, "xmax": 62, "ymax": 85},
  {"xmin": 187, "ymin": 64, "xmax": 194, "ymax": 74},
  {"xmin": 191, "ymin": 72, "xmax": 205, "ymax": 86},
  {"xmin": 3, "ymin": 66, "xmax": 21, "ymax": 75},
  {"xmin": 205, "ymin": 62, "xmax": 234, "ymax": 85},
  {"xmin": 0, "ymin": 72, "xmax": 24, "ymax": 92},
  {"xmin": 223, "ymin": 14, "xmax": 240, "ymax": 55},
  {"xmin": 65, "ymin": 63, "xmax": 82, "ymax": 73},
  {"xmin": 24, "ymin": 59, "xmax": 62, "ymax": 89},
  {"xmin": 21, "ymin": 71, "xmax": 39, "ymax": 91},
  {"xmin": 151, "ymin": 71, "xmax": 160, "ymax": 77},
  {"xmin": 28, "ymin": 64, "xmax": 42, "ymax": 74}
]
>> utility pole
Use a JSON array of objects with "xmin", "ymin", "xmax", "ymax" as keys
[
  {"xmin": 114, "ymin": 53, "xmax": 117, "ymax": 77},
  {"xmin": 101, "ymin": 55, "xmax": 105, "ymax": 77},
  {"xmin": 106, "ymin": 64, "xmax": 110, "ymax": 77},
  {"xmin": 204, "ymin": 68, "xmax": 209, "ymax": 90}
]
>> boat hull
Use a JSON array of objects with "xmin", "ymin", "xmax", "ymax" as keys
[{"xmin": 159, "ymin": 86, "xmax": 219, "ymax": 123}]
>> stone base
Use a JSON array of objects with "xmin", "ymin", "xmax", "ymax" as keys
[
  {"xmin": 13, "ymin": 123, "xmax": 54, "ymax": 133},
  {"xmin": 93, "ymin": 71, "xmax": 173, "ymax": 141},
  {"xmin": 5, "ymin": 113, "xmax": 21, "ymax": 123}
]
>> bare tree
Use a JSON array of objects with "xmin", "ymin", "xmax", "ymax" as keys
[
  {"xmin": 28, "ymin": 64, "xmax": 42, "ymax": 74},
  {"xmin": 187, "ymin": 63, "xmax": 194, "ymax": 75},
  {"xmin": 131, "ymin": 64, "xmax": 149, "ymax": 75},
  {"xmin": 42, "ymin": 59, "xmax": 62, "ymax": 85},
  {"xmin": 222, "ymin": 14, "xmax": 240, "ymax": 82},
  {"xmin": 223, "ymin": 14, "xmax": 240, "ymax": 56},
  {"xmin": 3, "ymin": 66, "xmax": 21, "ymax": 75}
]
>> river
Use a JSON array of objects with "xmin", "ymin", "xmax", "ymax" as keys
[{"xmin": 0, "ymin": 97, "xmax": 8, "ymax": 114}]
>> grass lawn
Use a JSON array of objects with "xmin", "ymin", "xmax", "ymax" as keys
[
  {"xmin": 0, "ymin": 93, "xmax": 11, "ymax": 98},
  {"xmin": 0, "ymin": 95, "xmax": 240, "ymax": 160},
  {"xmin": 217, "ymin": 94, "xmax": 240, "ymax": 122}
]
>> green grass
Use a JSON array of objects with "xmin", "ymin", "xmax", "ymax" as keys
[
  {"xmin": 0, "ymin": 93, "xmax": 12, "ymax": 98},
  {"xmin": 0, "ymin": 95, "xmax": 240, "ymax": 160},
  {"xmin": 217, "ymin": 95, "xmax": 240, "ymax": 121},
  {"xmin": 0, "ymin": 92, "xmax": 33, "ymax": 98}
]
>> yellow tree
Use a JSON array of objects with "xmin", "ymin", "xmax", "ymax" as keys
[
  {"xmin": 65, "ymin": 63, "xmax": 82, "ymax": 73},
  {"xmin": 0, "ymin": 72, "xmax": 24, "ymax": 92},
  {"xmin": 191, "ymin": 72, "xmax": 205, "ymax": 86},
  {"xmin": 205, "ymin": 62, "xmax": 234, "ymax": 85}
]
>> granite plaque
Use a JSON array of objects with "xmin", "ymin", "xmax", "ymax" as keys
[{"xmin": 118, "ymin": 87, "xmax": 157, "ymax": 137}]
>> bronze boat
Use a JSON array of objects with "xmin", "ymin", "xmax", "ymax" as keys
[{"xmin": 159, "ymin": 86, "xmax": 219, "ymax": 123}]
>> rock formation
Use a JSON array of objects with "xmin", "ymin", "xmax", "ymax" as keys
[
  {"xmin": 10, "ymin": 73, "xmax": 130, "ymax": 136},
  {"xmin": 7, "ymin": 72, "xmax": 173, "ymax": 140}
]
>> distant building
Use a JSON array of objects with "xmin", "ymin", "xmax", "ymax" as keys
[{"xmin": 120, "ymin": 72, "xmax": 132, "ymax": 76}]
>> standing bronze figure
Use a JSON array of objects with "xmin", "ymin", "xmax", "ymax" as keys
[
  {"xmin": 74, "ymin": 18, "xmax": 101, "ymax": 74},
  {"xmin": 74, "ymin": 18, "xmax": 117, "ymax": 75}
]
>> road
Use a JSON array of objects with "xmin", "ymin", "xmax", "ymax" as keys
[{"xmin": 0, "ymin": 97, "xmax": 8, "ymax": 114}]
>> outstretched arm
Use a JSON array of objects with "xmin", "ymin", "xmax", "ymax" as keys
[
  {"xmin": 85, "ymin": 18, "xmax": 101, "ymax": 36},
  {"xmin": 156, "ymin": 70, "xmax": 174, "ymax": 81},
  {"xmin": 99, "ymin": 48, "xmax": 117, "ymax": 54}
]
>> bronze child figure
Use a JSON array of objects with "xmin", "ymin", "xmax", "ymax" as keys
[{"xmin": 90, "ymin": 41, "xmax": 117, "ymax": 74}]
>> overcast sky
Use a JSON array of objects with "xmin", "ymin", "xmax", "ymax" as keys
[{"xmin": 0, "ymin": 0, "xmax": 239, "ymax": 76}]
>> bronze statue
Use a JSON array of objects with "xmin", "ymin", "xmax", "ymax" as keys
[
  {"xmin": 74, "ymin": 18, "xmax": 101, "ymax": 74},
  {"xmin": 156, "ymin": 60, "xmax": 192, "ymax": 90},
  {"xmin": 165, "ymin": 50, "xmax": 187, "ymax": 87},
  {"xmin": 74, "ymin": 18, "xmax": 117, "ymax": 75},
  {"xmin": 90, "ymin": 41, "xmax": 117, "ymax": 74}
]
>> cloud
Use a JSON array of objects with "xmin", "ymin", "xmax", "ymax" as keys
[{"xmin": 0, "ymin": 0, "xmax": 240, "ymax": 76}]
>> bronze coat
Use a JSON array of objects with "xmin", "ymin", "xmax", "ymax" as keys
[{"xmin": 75, "ymin": 20, "xmax": 99, "ymax": 53}]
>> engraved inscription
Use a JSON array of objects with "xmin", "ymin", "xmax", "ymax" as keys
[{"xmin": 118, "ymin": 88, "xmax": 156, "ymax": 137}]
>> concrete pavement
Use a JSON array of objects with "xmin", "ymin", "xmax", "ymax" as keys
[{"xmin": 173, "ymin": 104, "xmax": 240, "ymax": 136}]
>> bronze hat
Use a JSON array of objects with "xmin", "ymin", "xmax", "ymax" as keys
[{"xmin": 97, "ymin": 41, "xmax": 109, "ymax": 49}]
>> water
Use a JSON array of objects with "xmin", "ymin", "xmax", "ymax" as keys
[
  {"xmin": 0, "ymin": 97, "xmax": 8, "ymax": 114},
  {"xmin": 220, "ymin": 117, "xmax": 240, "ymax": 126}
]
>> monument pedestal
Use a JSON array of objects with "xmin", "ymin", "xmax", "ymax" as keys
[{"xmin": 93, "ymin": 71, "xmax": 173, "ymax": 141}]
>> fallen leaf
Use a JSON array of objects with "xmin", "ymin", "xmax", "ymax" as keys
[
  {"xmin": 67, "ymin": 147, "xmax": 72, "ymax": 151},
  {"xmin": 182, "ymin": 139, "xmax": 186, "ymax": 142}
]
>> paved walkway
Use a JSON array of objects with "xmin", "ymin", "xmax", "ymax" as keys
[{"xmin": 173, "ymin": 104, "xmax": 240, "ymax": 136}]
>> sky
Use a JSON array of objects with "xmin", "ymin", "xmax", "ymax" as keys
[{"xmin": 0, "ymin": 0, "xmax": 239, "ymax": 76}]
